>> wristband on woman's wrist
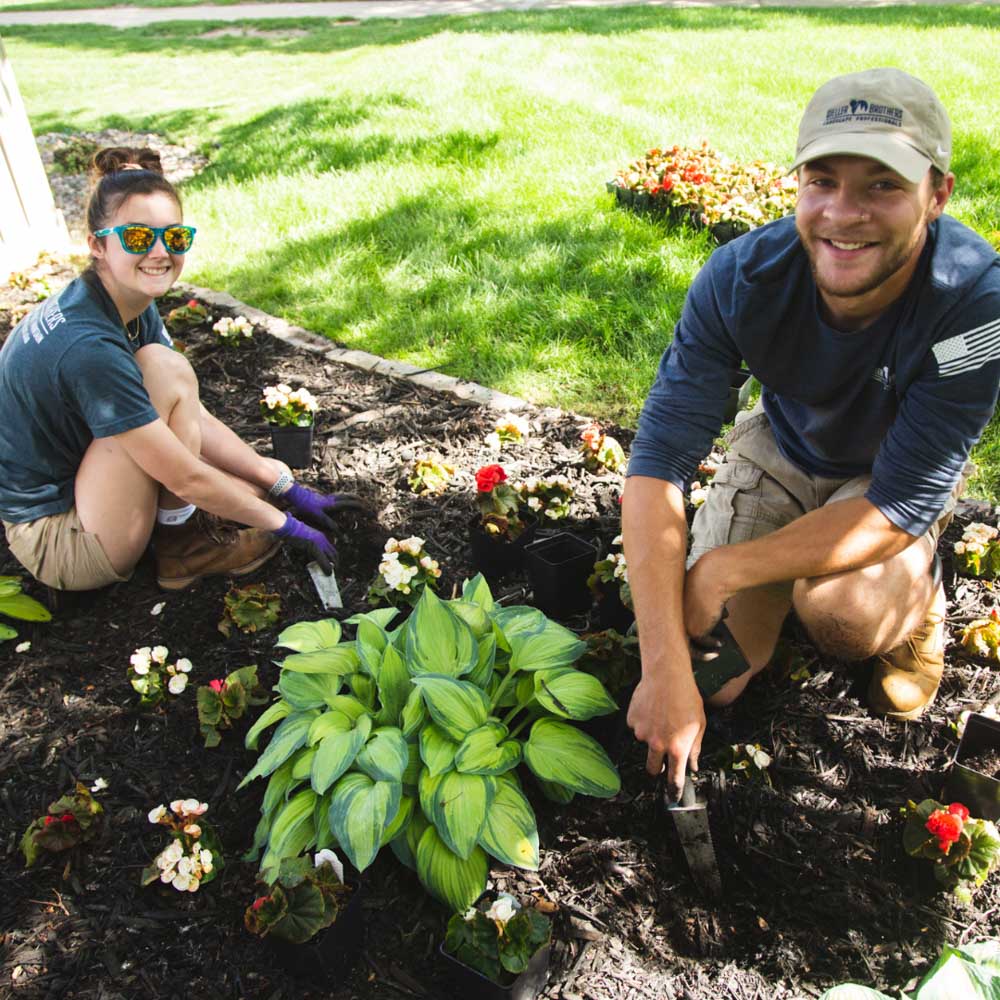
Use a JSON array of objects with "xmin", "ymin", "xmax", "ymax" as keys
[{"xmin": 268, "ymin": 471, "xmax": 294, "ymax": 498}]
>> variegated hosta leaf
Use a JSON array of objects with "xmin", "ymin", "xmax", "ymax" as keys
[
  {"xmin": 275, "ymin": 618, "xmax": 342, "ymax": 652},
  {"xmin": 524, "ymin": 717, "xmax": 620, "ymax": 798},
  {"xmin": 454, "ymin": 722, "xmax": 521, "ymax": 775},
  {"xmin": 279, "ymin": 671, "xmax": 343, "ymax": 710},
  {"xmin": 509, "ymin": 622, "xmax": 587, "ymax": 673},
  {"xmin": 401, "ymin": 686, "xmax": 428, "ymax": 738},
  {"xmin": 355, "ymin": 727, "xmax": 409, "ymax": 782},
  {"xmin": 375, "ymin": 642, "xmax": 412, "ymax": 727},
  {"xmin": 310, "ymin": 714, "xmax": 372, "ymax": 794},
  {"xmin": 237, "ymin": 710, "xmax": 318, "ymax": 788},
  {"xmin": 415, "ymin": 824, "xmax": 487, "ymax": 912},
  {"xmin": 412, "ymin": 674, "xmax": 490, "ymax": 742},
  {"xmin": 478, "ymin": 773, "xmax": 539, "ymax": 870},
  {"xmin": 533, "ymin": 667, "xmax": 618, "ymax": 720},
  {"xmin": 244, "ymin": 699, "xmax": 292, "ymax": 750},
  {"xmin": 327, "ymin": 773, "xmax": 401, "ymax": 872},
  {"xmin": 424, "ymin": 769, "xmax": 495, "ymax": 860},
  {"xmin": 420, "ymin": 723, "xmax": 460, "ymax": 777},
  {"xmin": 461, "ymin": 574, "xmax": 495, "ymax": 613},
  {"xmin": 405, "ymin": 588, "xmax": 478, "ymax": 678},
  {"xmin": 355, "ymin": 617, "xmax": 389, "ymax": 678},
  {"xmin": 280, "ymin": 644, "xmax": 361, "ymax": 675}
]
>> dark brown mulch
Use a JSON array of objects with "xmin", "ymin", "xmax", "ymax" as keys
[{"xmin": 2, "ymin": 261, "xmax": 999, "ymax": 1000}]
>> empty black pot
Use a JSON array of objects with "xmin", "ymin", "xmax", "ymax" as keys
[{"xmin": 525, "ymin": 533, "xmax": 597, "ymax": 619}]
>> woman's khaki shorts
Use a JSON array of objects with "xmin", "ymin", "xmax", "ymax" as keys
[
  {"xmin": 3, "ymin": 508, "xmax": 131, "ymax": 591},
  {"xmin": 688, "ymin": 407, "xmax": 974, "ymax": 570}
]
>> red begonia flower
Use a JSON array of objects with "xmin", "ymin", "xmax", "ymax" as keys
[
  {"xmin": 251, "ymin": 896, "xmax": 269, "ymax": 911},
  {"xmin": 61, "ymin": 813, "xmax": 76, "ymax": 824},
  {"xmin": 475, "ymin": 465, "xmax": 507, "ymax": 493},
  {"xmin": 187, "ymin": 299, "xmax": 200, "ymax": 309},
  {"xmin": 926, "ymin": 809, "xmax": 963, "ymax": 848},
  {"xmin": 43, "ymin": 816, "xmax": 56, "ymax": 827},
  {"xmin": 948, "ymin": 802, "xmax": 970, "ymax": 823}
]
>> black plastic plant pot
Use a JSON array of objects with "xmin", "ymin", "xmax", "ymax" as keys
[
  {"xmin": 439, "ymin": 943, "xmax": 551, "ymax": 1000},
  {"xmin": 468, "ymin": 515, "xmax": 536, "ymax": 581},
  {"xmin": 270, "ymin": 424, "xmax": 314, "ymax": 469},
  {"xmin": 593, "ymin": 580, "xmax": 635, "ymax": 634},
  {"xmin": 266, "ymin": 879, "xmax": 365, "ymax": 987},
  {"xmin": 942, "ymin": 712, "xmax": 1000, "ymax": 822},
  {"xmin": 525, "ymin": 533, "xmax": 597, "ymax": 620}
]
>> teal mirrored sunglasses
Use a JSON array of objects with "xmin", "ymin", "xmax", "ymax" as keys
[{"xmin": 93, "ymin": 223, "xmax": 197, "ymax": 255}]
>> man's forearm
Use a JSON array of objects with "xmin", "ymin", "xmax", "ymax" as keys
[
  {"xmin": 622, "ymin": 476, "xmax": 692, "ymax": 681},
  {"xmin": 707, "ymin": 495, "xmax": 917, "ymax": 600}
]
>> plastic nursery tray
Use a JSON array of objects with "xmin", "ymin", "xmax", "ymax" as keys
[
  {"xmin": 942, "ymin": 712, "xmax": 1000, "ymax": 822},
  {"xmin": 439, "ymin": 943, "xmax": 551, "ymax": 1000}
]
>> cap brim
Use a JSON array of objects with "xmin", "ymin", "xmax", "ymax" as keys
[{"xmin": 789, "ymin": 132, "xmax": 931, "ymax": 184}]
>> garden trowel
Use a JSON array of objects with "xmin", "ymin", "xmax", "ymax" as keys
[{"xmin": 665, "ymin": 773, "xmax": 722, "ymax": 898}]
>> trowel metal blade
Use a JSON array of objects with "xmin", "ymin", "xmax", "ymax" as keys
[{"xmin": 666, "ymin": 780, "xmax": 723, "ymax": 897}]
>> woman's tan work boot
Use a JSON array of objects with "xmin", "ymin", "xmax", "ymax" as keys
[
  {"xmin": 154, "ymin": 513, "xmax": 282, "ymax": 591},
  {"xmin": 867, "ymin": 561, "xmax": 946, "ymax": 721}
]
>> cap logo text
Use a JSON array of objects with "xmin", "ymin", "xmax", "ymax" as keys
[{"xmin": 824, "ymin": 99, "xmax": 904, "ymax": 128}]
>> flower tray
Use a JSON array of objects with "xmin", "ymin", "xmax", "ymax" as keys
[
  {"xmin": 439, "ymin": 943, "xmax": 550, "ymax": 1000},
  {"xmin": 266, "ymin": 878, "xmax": 365, "ymax": 986},
  {"xmin": 468, "ymin": 515, "xmax": 537, "ymax": 581},
  {"xmin": 525, "ymin": 532, "xmax": 597, "ymax": 620},
  {"xmin": 942, "ymin": 712, "xmax": 1000, "ymax": 822},
  {"xmin": 269, "ymin": 424, "xmax": 314, "ymax": 469}
]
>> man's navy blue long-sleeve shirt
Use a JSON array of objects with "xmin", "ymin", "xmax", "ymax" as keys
[{"xmin": 628, "ymin": 215, "xmax": 1000, "ymax": 536}]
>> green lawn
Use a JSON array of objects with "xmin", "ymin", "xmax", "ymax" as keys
[{"xmin": 5, "ymin": 6, "xmax": 1000, "ymax": 494}]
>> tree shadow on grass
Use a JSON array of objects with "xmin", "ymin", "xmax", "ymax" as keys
[{"xmin": 5, "ymin": 5, "xmax": 1000, "ymax": 57}]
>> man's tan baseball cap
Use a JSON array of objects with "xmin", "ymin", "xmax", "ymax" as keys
[{"xmin": 790, "ymin": 68, "xmax": 951, "ymax": 183}]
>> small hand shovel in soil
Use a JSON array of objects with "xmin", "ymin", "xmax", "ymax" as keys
[{"xmin": 665, "ymin": 772, "xmax": 723, "ymax": 898}]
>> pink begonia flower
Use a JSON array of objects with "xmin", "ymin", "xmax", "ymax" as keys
[{"xmin": 209, "ymin": 679, "xmax": 225, "ymax": 693}]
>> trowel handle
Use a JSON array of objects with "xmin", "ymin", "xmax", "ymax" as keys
[{"xmin": 680, "ymin": 774, "xmax": 697, "ymax": 807}]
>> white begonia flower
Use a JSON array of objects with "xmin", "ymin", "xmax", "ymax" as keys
[
  {"xmin": 690, "ymin": 486, "xmax": 709, "ymax": 507},
  {"xmin": 463, "ymin": 907, "xmax": 478, "ymax": 922},
  {"xmin": 419, "ymin": 555, "xmax": 433, "ymax": 569},
  {"xmin": 184, "ymin": 823, "xmax": 202, "ymax": 838},
  {"xmin": 171, "ymin": 872, "xmax": 192, "ymax": 892},
  {"xmin": 151, "ymin": 646, "xmax": 169, "ymax": 665},
  {"xmin": 151, "ymin": 602, "xmax": 165, "ymax": 616},
  {"xmin": 527, "ymin": 497, "xmax": 541, "ymax": 511},
  {"xmin": 485, "ymin": 894, "xmax": 520, "ymax": 924},
  {"xmin": 130, "ymin": 648, "xmax": 152, "ymax": 671},
  {"xmin": 314, "ymin": 848, "xmax": 345, "ymax": 883},
  {"xmin": 399, "ymin": 537, "xmax": 424, "ymax": 556},
  {"xmin": 192, "ymin": 802, "xmax": 209, "ymax": 816},
  {"xmin": 954, "ymin": 541, "xmax": 967, "ymax": 555},
  {"xmin": 91, "ymin": 778, "xmax": 108, "ymax": 792},
  {"xmin": 159, "ymin": 868, "xmax": 175, "ymax": 884},
  {"xmin": 545, "ymin": 509, "xmax": 559, "ymax": 520},
  {"xmin": 484, "ymin": 432, "xmax": 502, "ymax": 450},
  {"xmin": 15, "ymin": 641, "xmax": 31, "ymax": 653},
  {"xmin": 168, "ymin": 674, "xmax": 188, "ymax": 695},
  {"xmin": 175, "ymin": 658, "xmax": 192, "ymax": 674},
  {"xmin": 181, "ymin": 798, "xmax": 202, "ymax": 816},
  {"xmin": 177, "ymin": 856, "xmax": 194, "ymax": 877},
  {"xmin": 611, "ymin": 535, "xmax": 623, "ymax": 547},
  {"xmin": 148, "ymin": 805, "xmax": 168, "ymax": 824},
  {"xmin": 163, "ymin": 840, "xmax": 184, "ymax": 865},
  {"xmin": 200, "ymin": 849, "xmax": 214, "ymax": 873},
  {"xmin": 132, "ymin": 661, "xmax": 150, "ymax": 677},
  {"xmin": 170, "ymin": 800, "xmax": 185, "ymax": 814}
]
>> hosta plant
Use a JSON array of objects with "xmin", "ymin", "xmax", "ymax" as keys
[
  {"xmin": 445, "ymin": 893, "xmax": 551, "ymax": 984},
  {"xmin": 408, "ymin": 457, "xmax": 455, "ymax": 497},
  {"xmin": 239, "ymin": 576, "xmax": 621, "ymax": 912},
  {"xmin": 197, "ymin": 665, "xmax": 269, "ymax": 747},
  {"xmin": 903, "ymin": 799, "xmax": 1000, "ymax": 903},
  {"xmin": 142, "ymin": 799, "xmax": 222, "ymax": 893},
  {"xmin": 245, "ymin": 850, "xmax": 352, "ymax": 943},
  {"xmin": 219, "ymin": 584, "xmax": 281, "ymax": 638},
  {"xmin": 579, "ymin": 423, "xmax": 626, "ymax": 473},
  {"xmin": 0, "ymin": 575, "xmax": 51, "ymax": 643},
  {"xmin": 954, "ymin": 522, "xmax": 1000, "ymax": 579},
  {"xmin": 21, "ymin": 783, "xmax": 103, "ymax": 867}
]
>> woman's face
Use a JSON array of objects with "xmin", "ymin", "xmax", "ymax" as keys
[{"xmin": 88, "ymin": 191, "xmax": 186, "ymax": 313}]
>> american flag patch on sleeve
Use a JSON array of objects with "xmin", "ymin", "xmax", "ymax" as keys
[{"xmin": 932, "ymin": 317, "xmax": 1000, "ymax": 377}]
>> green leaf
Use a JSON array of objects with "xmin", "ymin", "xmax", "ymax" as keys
[
  {"xmin": 416, "ymin": 824, "xmax": 488, "ymax": 912},
  {"xmin": 510, "ymin": 623, "xmax": 587, "ymax": 673},
  {"xmin": 263, "ymin": 755, "xmax": 302, "ymax": 816},
  {"xmin": 817, "ymin": 988, "xmax": 897, "ymax": 1000},
  {"xmin": 0, "ymin": 623, "xmax": 16, "ymax": 641},
  {"xmin": 291, "ymin": 747, "xmax": 317, "ymax": 780},
  {"xmin": 535, "ymin": 777, "xmax": 575, "ymax": 804},
  {"xmin": 405, "ymin": 588, "xmax": 478, "ymax": 678},
  {"xmin": 280, "ymin": 644, "xmax": 361, "ymax": 675},
  {"xmin": 326, "ymin": 695, "xmax": 370, "ymax": 721},
  {"xmin": 461, "ymin": 574, "xmax": 495, "ymax": 613},
  {"xmin": 266, "ymin": 787, "xmax": 318, "ymax": 863},
  {"xmin": 402, "ymin": 740, "xmax": 422, "ymax": 788},
  {"xmin": 308, "ymin": 709, "xmax": 354, "ymax": 744},
  {"xmin": 401, "ymin": 686, "xmax": 427, "ymax": 737},
  {"xmin": 245, "ymin": 700, "xmax": 292, "ymax": 750},
  {"xmin": 412, "ymin": 674, "xmax": 490, "ymax": 742},
  {"xmin": 467, "ymin": 634, "xmax": 497, "ymax": 690},
  {"xmin": 311, "ymin": 714, "xmax": 372, "ymax": 793},
  {"xmin": 493, "ymin": 606, "xmax": 547, "ymax": 641},
  {"xmin": 0, "ymin": 592, "xmax": 51, "ymax": 622},
  {"xmin": 345, "ymin": 607, "xmax": 400, "ymax": 631},
  {"xmin": 454, "ymin": 722, "xmax": 521, "ymax": 776},
  {"xmin": 913, "ymin": 941, "xmax": 1000, "ymax": 1000},
  {"xmin": 448, "ymin": 599, "xmax": 494, "ymax": 639},
  {"xmin": 328, "ymin": 772, "xmax": 401, "ymax": 871},
  {"xmin": 427, "ymin": 770, "xmax": 495, "ymax": 860},
  {"xmin": 524, "ymin": 718, "xmax": 620, "ymax": 798},
  {"xmin": 420, "ymin": 723, "xmax": 460, "ymax": 777},
  {"xmin": 375, "ymin": 642, "xmax": 412, "ymax": 727},
  {"xmin": 347, "ymin": 672, "xmax": 377, "ymax": 707},
  {"xmin": 238, "ymin": 711, "xmax": 318, "ymax": 788},
  {"xmin": 279, "ymin": 671, "xmax": 343, "ymax": 710},
  {"xmin": 356, "ymin": 727, "xmax": 409, "ymax": 782},
  {"xmin": 355, "ymin": 617, "xmax": 389, "ymax": 677},
  {"xmin": 479, "ymin": 773, "xmax": 539, "ymax": 870},
  {"xmin": 533, "ymin": 668, "xmax": 617, "ymax": 720},
  {"xmin": 391, "ymin": 806, "xmax": 429, "ymax": 872},
  {"xmin": 275, "ymin": 618, "xmax": 341, "ymax": 652},
  {"xmin": 381, "ymin": 793, "xmax": 414, "ymax": 846}
]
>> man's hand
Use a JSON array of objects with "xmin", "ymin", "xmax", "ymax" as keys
[
  {"xmin": 284, "ymin": 484, "xmax": 370, "ymax": 532},
  {"xmin": 274, "ymin": 514, "xmax": 338, "ymax": 573},
  {"xmin": 683, "ymin": 549, "xmax": 732, "ymax": 641},
  {"xmin": 627, "ymin": 669, "xmax": 706, "ymax": 801}
]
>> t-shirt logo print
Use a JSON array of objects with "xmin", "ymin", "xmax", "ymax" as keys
[{"xmin": 872, "ymin": 365, "xmax": 895, "ymax": 390}]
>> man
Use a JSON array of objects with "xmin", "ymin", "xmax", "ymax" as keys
[{"xmin": 623, "ymin": 68, "xmax": 1000, "ymax": 802}]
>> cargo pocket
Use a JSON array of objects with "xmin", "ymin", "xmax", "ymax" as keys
[{"xmin": 688, "ymin": 461, "xmax": 765, "ymax": 566}]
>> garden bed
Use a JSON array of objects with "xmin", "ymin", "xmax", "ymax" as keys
[{"xmin": 1, "ymin": 264, "xmax": 999, "ymax": 1000}]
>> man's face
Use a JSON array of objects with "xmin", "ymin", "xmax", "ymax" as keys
[{"xmin": 795, "ymin": 155, "xmax": 952, "ymax": 328}]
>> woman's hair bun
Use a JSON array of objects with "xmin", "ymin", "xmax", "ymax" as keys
[{"xmin": 91, "ymin": 146, "xmax": 164, "ymax": 179}]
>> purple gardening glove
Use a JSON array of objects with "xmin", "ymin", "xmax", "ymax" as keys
[
  {"xmin": 283, "ymin": 483, "xmax": 369, "ymax": 532},
  {"xmin": 274, "ymin": 514, "xmax": 337, "ymax": 574}
]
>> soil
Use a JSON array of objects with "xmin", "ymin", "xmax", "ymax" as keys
[
  {"xmin": 960, "ymin": 751, "xmax": 1000, "ymax": 780},
  {"xmin": 2, "ymin": 259, "xmax": 1000, "ymax": 1000}
]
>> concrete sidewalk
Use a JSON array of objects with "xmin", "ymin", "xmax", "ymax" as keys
[{"xmin": 1, "ymin": 0, "xmax": 994, "ymax": 29}]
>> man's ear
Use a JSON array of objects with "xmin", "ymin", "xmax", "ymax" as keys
[{"xmin": 926, "ymin": 171, "xmax": 955, "ymax": 223}]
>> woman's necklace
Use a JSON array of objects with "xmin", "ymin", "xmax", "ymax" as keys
[{"xmin": 124, "ymin": 317, "xmax": 141, "ymax": 344}]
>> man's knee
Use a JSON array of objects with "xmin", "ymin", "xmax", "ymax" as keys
[{"xmin": 792, "ymin": 572, "xmax": 887, "ymax": 660}]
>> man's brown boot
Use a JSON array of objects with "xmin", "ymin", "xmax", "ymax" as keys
[
  {"xmin": 154, "ymin": 513, "xmax": 282, "ymax": 591},
  {"xmin": 867, "ymin": 573, "xmax": 946, "ymax": 721}
]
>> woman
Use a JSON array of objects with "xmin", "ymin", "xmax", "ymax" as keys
[{"xmin": 0, "ymin": 146, "xmax": 358, "ymax": 591}]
